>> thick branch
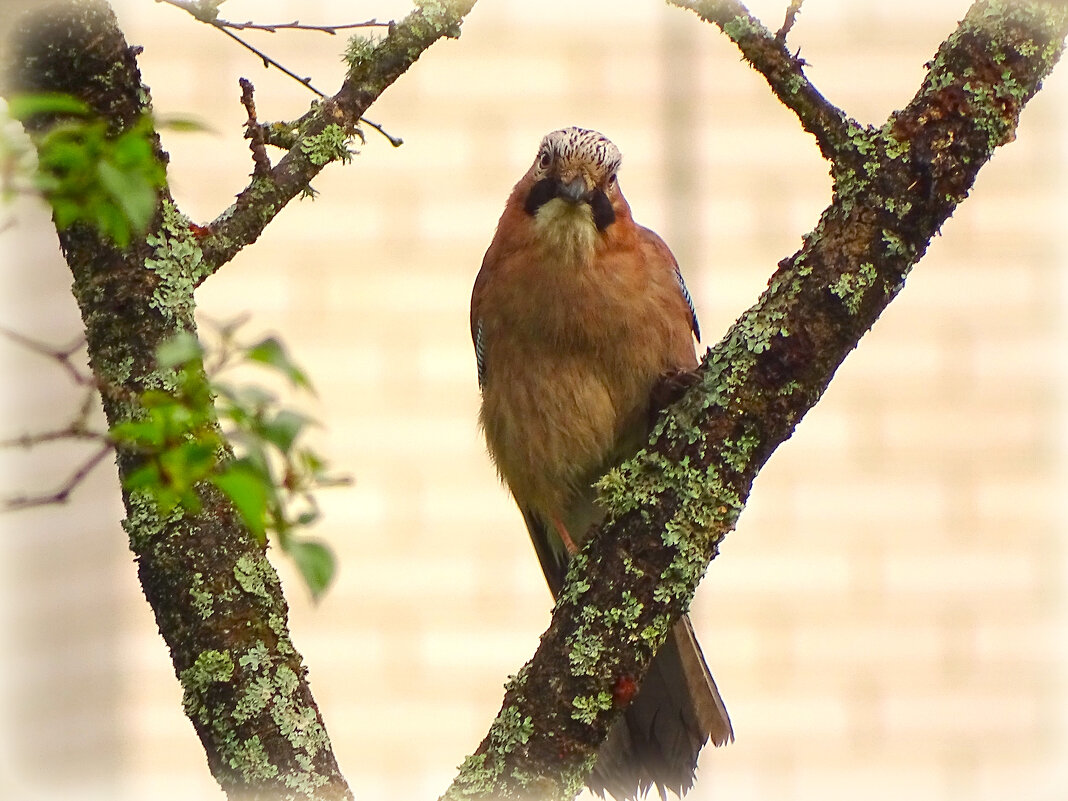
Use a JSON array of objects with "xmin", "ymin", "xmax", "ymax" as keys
[
  {"xmin": 668, "ymin": 0, "xmax": 851, "ymax": 159},
  {"xmin": 7, "ymin": 2, "xmax": 354, "ymax": 798},
  {"xmin": 196, "ymin": 0, "xmax": 477, "ymax": 276},
  {"xmin": 444, "ymin": 1, "xmax": 1068, "ymax": 798}
]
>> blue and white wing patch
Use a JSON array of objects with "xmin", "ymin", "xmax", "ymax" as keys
[
  {"xmin": 676, "ymin": 268, "xmax": 701, "ymax": 342},
  {"xmin": 474, "ymin": 319, "xmax": 487, "ymax": 389}
]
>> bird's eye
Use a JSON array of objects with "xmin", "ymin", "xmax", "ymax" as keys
[
  {"xmin": 538, "ymin": 151, "xmax": 552, "ymax": 170},
  {"xmin": 608, "ymin": 173, "xmax": 617, "ymax": 185}
]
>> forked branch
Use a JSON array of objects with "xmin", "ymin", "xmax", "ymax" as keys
[
  {"xmin": 669, "ymin": 0, "xmax": 851, "ymax": 160},
  {"xmin": 442, "ymin": 2, "xmax": 1068, "ymax": 798}
]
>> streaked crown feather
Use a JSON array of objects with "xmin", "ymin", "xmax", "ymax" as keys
[{"xmin": 537, "ymin": 127, "xmax": 622, "ymax": 181}]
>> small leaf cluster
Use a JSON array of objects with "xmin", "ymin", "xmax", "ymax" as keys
[
  {"xmin": 5, "ymin": 93, "xmax": 166, "ymax": 247},
  {"xmin": 111, "ymin": 325, "xmax": 345, "ymax": 599}
]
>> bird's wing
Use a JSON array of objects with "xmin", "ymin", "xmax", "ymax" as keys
[
  {"xmin": 637, "ymin": 225, "xmax": 701, "ymax": 343},
  {"xmin": 470, "ymin": 249, "xmax": 495, "ymax": 389},
  {"xmin": 519, "ymin": 508, "xmax": 569, "ymax": 598}
]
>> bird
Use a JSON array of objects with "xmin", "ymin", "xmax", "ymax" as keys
[{"xmin": 470, "ymin": 126, "xmax": 732, "ymax": 799}]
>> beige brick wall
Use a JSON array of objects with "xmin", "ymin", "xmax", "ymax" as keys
[{"xmin": 1, "ymin": 1, "xmax": 1065, "ymax": 800}]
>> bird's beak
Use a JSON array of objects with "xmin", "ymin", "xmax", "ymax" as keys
[{"xmin": 558, "ymin": 175, "xmax": 588, "ymax": 205}]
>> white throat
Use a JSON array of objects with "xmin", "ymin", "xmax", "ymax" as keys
[{"xmin": 532, "ymin": 198, "xmax": 597, "ymax": 266}]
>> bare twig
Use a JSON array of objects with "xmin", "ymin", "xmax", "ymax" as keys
[
  {"xmin": 219, "ymin": 25, "xmax": 326, "ymax": 94},
  {"xmin": 218, "ymin": 18, "xmax": 386, "ymax": 34},
  {"xmin": 776, "ymin": 0, "xmax": 804, "ymax": 42},
  {"xmin": 216, "ymin": 19, "xmax": 389, "ymax": 35},
  {"xmin": 154, "ymin": 1, "xmax": 389, "ymax": 34},
  {"xmin": 239, "ymin": 78, "xmax": 272, "ymax": 177},
  {"xmin": 0, "ymin": 325, "xmax": 89, "ymax": 384},
  {"xmin": 197, "ymin": 1, "xmax": 476, "ymax": 276},
  {"xmin": 4, "ymin": 443, "xmax": 112, "ymax": 511},
  {"xmin": 668, "ymin": 0, "xmax": 850, "ymax": 161},
  {"xmin": 357, "ymin": 117, "xmax": 403, "ymax": 148},
  {"xmin": 0, "ymin": 426, "xmax": 105, "ymax": 449},
  {"xmin": 157, "ymin": 0, "xmax": 401, "ymax": 146}
]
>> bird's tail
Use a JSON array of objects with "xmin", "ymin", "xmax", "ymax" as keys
[{"xmin": 588, "ymin": 615, "xmax": 733, "ymax": 800}]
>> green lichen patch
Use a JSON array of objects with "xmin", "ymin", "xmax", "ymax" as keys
[
  {"xmin": 490, "ymin": 706, "xmax": 534, "ymax": 754},
  {"xmin": 299, "ymin": 124, "xmax": 354, "ymax": 166},
  {"xmin": 234, "ymin": 552, "xmax": 275, "ymax": 600},
  {"xmin": 571, "ymin": 691, "xmax": 613, "ymax": 725},
  {"xmin": 343, "ymin": 33, "xmax": 381, "ymax": 70},
  {"xmin": 122, "ymin": 487, "xmax": 184, "ymax": 551},
  {"xmin": 180, "ymin": 649, "xmax": 235, "ymax": 718},
  {"xmin": 722, "ymin": 13, "xmax": 766, "ymax": 45},
  {"xmin": 234, "ymin": 673, "xmax": 276, "ymax": 724},
  {"xmin": 190, "ymin": 571, "xmax": 214, "ymax": 619},
  {"xmin": 447, "ymin": 752, "xmax": 500, "ymax": 799},
  {"xmin": 239, "ymin": 640, "xmax": 271, "ymax": 672},
  {"xmin": 566, "ymin": 624, "xmax": 607, "ymax": 677},
  {"xmin": 226, "ymin": 735, "xmax": 279, "ymax": 783},
  {"xmin": 270, "ymin": 665, "xmax": 329, "ymax": 755},
  {"xmin": 556, "ymin": 552, "xmax": 592, "ymax": 605},
  {"xmin": 144, "ymin": 198, "xmax": 206, "ymax": 324},
  {"xmin": 829, "ymin": 261, "xmax": 878, "ymax": 315},
  {"xmin": 639, "ymin": 614, "xmax": 672, "ymax": 649}
]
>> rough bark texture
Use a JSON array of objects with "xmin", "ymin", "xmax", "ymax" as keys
[
  {"xmin": 6, "ymin": 1, "xmax": 476, "ymax": 798},
  {"xmin": 441, "ymin": 1, "xmax": 1068, "ymax": 798},
  {"xmin": 8, "ymin": 3, "xmax": 353, "ymax": 798}
]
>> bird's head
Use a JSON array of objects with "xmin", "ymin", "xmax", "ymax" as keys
[{"xmin": 521, "ymin": 127, "xmax": 626, "ymax": 262}]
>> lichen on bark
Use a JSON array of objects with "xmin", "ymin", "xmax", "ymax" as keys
[{"xmin": 443, "ymin": 1, "xmax": 1068, "ymax": 798}]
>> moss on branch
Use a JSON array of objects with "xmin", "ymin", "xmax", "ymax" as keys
[
  {"xmin": 197, "ymin": 0, "xmax": 478, "ymax": 276},
  {"xmin": 6, "ymin": 2, "xmax": 355, "ymax": 798},
  {"xmin": 444, "ymin": 1, "xmax": 1068, "ymax": 798}
]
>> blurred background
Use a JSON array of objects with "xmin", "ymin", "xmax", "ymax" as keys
[{"xmin": 1, "ymin": 0, "xmax": 1066, "ymax": 799}]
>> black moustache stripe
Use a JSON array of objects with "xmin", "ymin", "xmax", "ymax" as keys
[
  {"xmin": 523, "ymin": 178, "xmax": 559, "ymax": 216},
  {"xmin": 523, "ymin": 178, "xmax": 616, "ymax": 232},
  {"xmin": 589, "ymin": 189, "xmax": 615, "ymax": 231}
]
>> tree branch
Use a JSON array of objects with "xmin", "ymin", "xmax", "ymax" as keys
[
  {"xmin": 775, "ymin": 0, "xmax": 804, "ymax": 43},
  {"xmin": 6, "ymin": 2, "xmax": 378, "ymax": 797},
  {"xmin": 668, "ymin": 0, "xmax": 851, "ymax": 160},
  {"xmin": 238, "ymin": 78, "xmax": 271, "ymax": 179},
  {"xmin": 154, "ymin": 1, "xmax": 391, "ymax": 35},
  {"xmin": 443, "ymin": 1, "xmax": 1068, "ymax": 797},
  {"xmin": 0, "ymin": 325, "xmax": 90, "ymax": 384},
  {"xmin": 156, "ymin": 0, "xmax": 402, "ymax": 145},
  {"xmin": 4, "ymin": 443, "xmax": 112, "ymax": 510},
  {"xmin": 195, "ymin": 0, "xmax": 477, "ymax": 277}
]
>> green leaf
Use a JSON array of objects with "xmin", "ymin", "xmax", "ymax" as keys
[
  {"xmin": 96, "ymin": 158, "xmax": 157, "ymax": 233},
  {"xmin": 6, "ymin": 92, "xmax": 91, "ymax": 120},
  {"xmin": 245, "ymin": 337, "xmax": 312, "ymax": 390},
  {"xmin": 157, "ymin": 332, "xmax": 204, "ymax": 369},
  {"xmin": 123, "ymin": 462, "xmax": 162, "ymax": 491},
  {"xmin": 212, "ymin": 462, "xmax": 270, "ymax": 540},
  {"xmin": 287, "ymin": 539, "xmax": 336, "ymax": 601},
  {"xmin": 259, "ymin": 409, "xmax": 312, "ymax": 454},
  {"xmin": 159, "ymin": 440, "xmax": 217, "ymax": 487},
  {"xmin": 295, "ymin": 508, "xmax": 320, "ymax": 527},
  {"xmin": 224, "ymin": 384, "xmax": 277, "ymax": 412},
  {"xmin": 92, "ymin": 198, "xmax": 132, "ymax": 247},
  {"xmin": 111, "ymin": 126, "xmax": 155, "ymax": 166},
  {"xmin": 110, "ymin": 418, "xmax": 167, "ymax": 448}
]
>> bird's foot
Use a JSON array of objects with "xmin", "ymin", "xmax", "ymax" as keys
[{"xmin": 648, "ymin": 368, "xmax": 701, "ymax": 425}]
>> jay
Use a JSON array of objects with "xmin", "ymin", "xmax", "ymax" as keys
[{"xmin": 471, "ymin": 127, "xmax": 731, "ymax": 799}]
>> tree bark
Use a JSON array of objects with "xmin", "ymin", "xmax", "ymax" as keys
[
  {"xmin": 6, "ymin": 1, "xmax": 476, "ymax": 798},
  {"xmin": 441, "ymin": 1, "xmax": 1068, "ymax": 798}
]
